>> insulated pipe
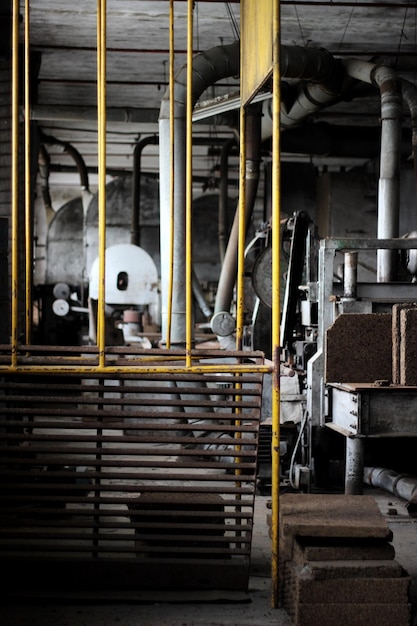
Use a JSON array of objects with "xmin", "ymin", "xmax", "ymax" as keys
[
  {"xmin": 343, "ymin": 251, "xmax": 358, "ymax": 299},
  {"xmin": 131, "ymin": 135, "xmax": 159, "ymax": 246},
  {"xmin": 218, "ymin": 138, "xmax": 237, "ymax": 263},
  {"xmin": 40, "ymin": 133, "xmax": 93, "ymax": 218},
  {"xmin": 212, "ymin": 104, "xmax": 262, "ymax": 326},
  {"xmin": 40, "ymin": 133, "xmax": 89, "ymax": 191},
  {"xmin": 279, "ymin": 46, "xmax": 342, "ymax": 129},
  {"xmin": 159, "ymin": 41, "xmax": 240, "ymax": 343},
  {"xmin": 345, "ymin": 436, "xmax": 365, "ymax": 495},
  {"xmin": 364, "ymin": 466, "xmax": 417, "ymax": 503},
  {"xmin": 38, "ymin": 144, "xmax": 55, "ymax": 225},
  {"xmin": 342, "ymin": 59, "xmax": 403, "ymax": 283}
]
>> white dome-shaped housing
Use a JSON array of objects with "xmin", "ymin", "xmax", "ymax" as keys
[{"xmin": 89, "ymin": 243, "xmax": 159, "ymax": 305}]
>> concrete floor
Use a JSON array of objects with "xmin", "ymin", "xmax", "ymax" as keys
[{"xmin": 1, "ymin": 489, "xmax": 416, "ymax": 626}]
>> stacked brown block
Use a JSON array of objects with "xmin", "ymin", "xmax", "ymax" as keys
[
  {"xmin": 325, "ymin": 313, "xmax": 392, "ymax": 383},
  {"xmin": 278, "ymin": 494, "xmax": 411, "ymax": 626},
  {"xmin": 392, "ymin": 303, "xmax": 417, "ymax": 385},
  {"xmin": 325, "ymin": 307, "xmax": 417, "ymax": 385}
]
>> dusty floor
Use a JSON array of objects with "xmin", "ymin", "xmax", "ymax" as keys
[{"xmin": 1, "ymin": 488, "xmax": 416, "ymax": 626}]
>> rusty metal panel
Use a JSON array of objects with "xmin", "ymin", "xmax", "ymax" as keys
[
  {"xmin": 0, "ymin": 349, "xmax": 264, "ymax": 594},
  {"xmin": 241, "ymin": 0, "xmax": 274, "ymax": 105}
]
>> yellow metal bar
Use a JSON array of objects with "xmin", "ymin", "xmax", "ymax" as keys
[
  {"xmin": 0, "ymin": 363, "xmax": 272, "ymax": 376},
  {"xmin": 185, "ymin": 0, "xmax": 194, "ymax": 365},
  {"xmin": 165, "ymin": 0, "xmax": 176, "ymax": 350},
  {"xmin": 235, "ymin": 99, "xmax": 246, "ymax": 351},
  {"xmin": 11, "ymin": 0, "xmax": 20, "ymax": 368},
  {"xmin": 271, "ymin": 0, "xmax": 282, "ymax": 609},
  {"xmin": 96, "ymin": 0, "xmax": 107, "ymax": 367},
  {"xmin": 24, "ymin": 0, "xmax": 32, "ymax": 345}
]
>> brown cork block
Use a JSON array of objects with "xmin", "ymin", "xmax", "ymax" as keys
[
  {"xmin": 279, "ymin": 494, "xmax": 392, "ymax": 543},
  {"xmin": 400, "ymin": 306, "xmax": 417, "ymax": 385},
  {"xmin": 292, "ymin": 536, "xmax": 395, "ymax": 565},
  {"xmin": 392, "ymin": 303, "xmax": 417, "ymax": 384},
  {"xmin": 292, "ymin": 602, "xmax": 411, "ymax": 626},
  {"xmin": 325, "ymin": 313, "xmax": 392, "ymax": 383}
]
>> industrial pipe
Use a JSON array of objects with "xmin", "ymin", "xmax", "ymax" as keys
[
  {"xmin": 342, "ymin": 59, "xmax": 403, "ymax": 283},
  {"xmin": 211, "ymin": 102, "xmax": 263, "ymax": 348},
  {"xmin": 38, "ymin": 144, "xmax": 54, "ymax": 225},
  {"xmin": 40, "ymin": 132, "xmax": 93, "ymax": 217},
  {"xmin": 159, "ymin": 41, "xmax": 240, "ymax": 344},
  {"xmin": 218, "ymin": 137, "xmax": 237, "ymax": 263},
  {"xmin": 131, "ymin": 135, "xmax": 159, "ymax": 246},
  {"xmin": 364, "ymin": 466, "xmax": 417, "ymax": 504}
]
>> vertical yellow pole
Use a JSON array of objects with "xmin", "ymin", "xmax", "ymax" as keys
[
  {"xmin": 185, "ymin": 0, "xmax": 193, "ymax": 365},
  {"xmin": 166, "ymin": 0, "xmax": 175, "ymax": 350},
  {"xmin": 11, "ymin": 0, "xmax": 20, "ymax": 366},
  {"xmin": 236, "ymin": 102, "xmax": 246, "ymax": 352},
  {"xmin": 97, "ymin": 0, "xmax": 107, "ymax": 367},
  {"xmin": 271, "ymin": 0, "xmax": 282, "ymax": 609},
  {"xmin": 24, "ymin": 0, "xmax": 32, "ymax": 345}
]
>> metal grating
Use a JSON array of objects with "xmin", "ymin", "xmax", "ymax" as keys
[{"xmin": 0, "ymin": 349, "xmax": 265, "ymax": 594}]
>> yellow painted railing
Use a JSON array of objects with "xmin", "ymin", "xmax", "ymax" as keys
[{"xmin": 8, "ymin": 1, "xmax": 281, "ymax": 602}]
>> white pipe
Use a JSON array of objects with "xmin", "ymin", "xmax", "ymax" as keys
[
  {"xmin": 342, "ymin": 60, "xmax": 403, "ymax": 283},
  {"xmin": 159, "ymin": 42, "xmax": 240, "ymax": 344},
  {"xmin": 364, "ymin": 466, "xmax": 417, "ymax": 503}
]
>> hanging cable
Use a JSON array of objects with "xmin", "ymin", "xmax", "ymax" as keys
[
  {"xmin": 396, "ymin": 7, "xmax": 410, "ymax": 69},
  {"xmin": 224, "ymin": 2, "xmax": 240, "ymax": 40},
  {"xmin": 337, "ymin": 1, "xmax": 356, "ymax": 53},
  {"xmin": 294, "ymin": 5, "xmax": 306, "ymax": 46}
]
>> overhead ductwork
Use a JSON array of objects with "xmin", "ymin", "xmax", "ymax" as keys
[
  {"xmin": 159, "ymin": 41, "xmax": 416, "ymax": 343},
  {"xmin": 158, "ymin": 42, "xmax": 345, "ymax": 345}
]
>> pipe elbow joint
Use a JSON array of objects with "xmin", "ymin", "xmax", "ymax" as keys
[{"xmin": 211, "ymin": 311, "xmax": 235, "ymax": 337}]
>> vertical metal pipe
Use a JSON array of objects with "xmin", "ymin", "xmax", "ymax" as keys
[
  {"xmin": 11, "ymin": 0, "xmax": 19, "ymax": 366},
  {"xmin": 342, "ymin": 60, "xmax": 402, "ymax": 283},
  {"xmin": 165, "ymin": 0, "xmax": 175, "ymax": 349},
  {"xmin": 377, "ymin": 97, "xmax": 401, "ymax": 282},
  {"xmin": 24, "ymin": 0, "xmax": 32, "ymax": 345},
  {"xmin": 131, "ymin": 135, "xmax": 158, "ymax": 246},
  {"xmin": 235, "ymin": 106, "xmax": 246, "ymax": 351},
  {"xmin": 159, "ymin": 41, "xmax": 240, "ymax": 345},
  {"xmin": 185, "ymin": 0, "xmax": 194, "ymax": 363},
  {"xmin": 219, "ymin": 138, "xmax": 236, "ymax": 263},
  {"xmin": 343, "ymin": 251, "xmax": 358, "ymax": 299},
  {"xmin": 345, "ymin": 436, "xmax": 365, "ymax": 495},
  {"xmin": 271, "ymin": 0, "xmax": 282, "ymax": 609},
  {"xmin": 212, "ymin": 105, "xmax": 262, "ymax": 341},
  {"xmin": 96, "ymin": 0, "xmax": 107, "ymax": 366}
]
